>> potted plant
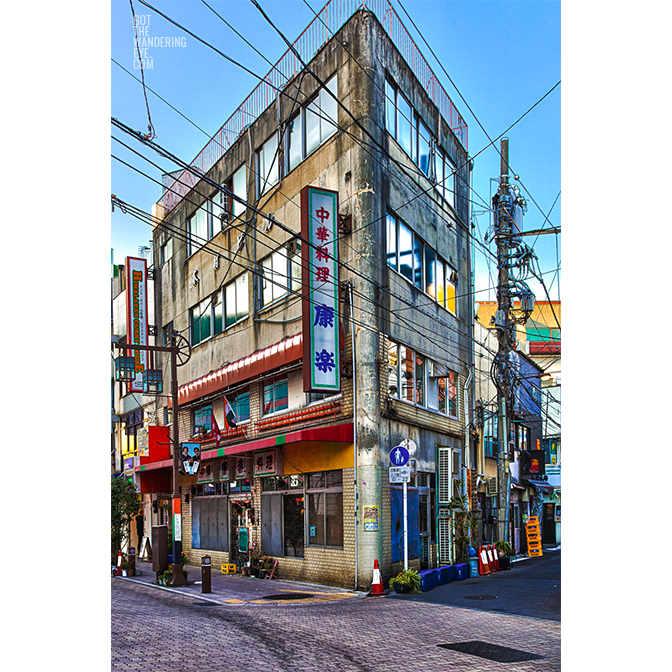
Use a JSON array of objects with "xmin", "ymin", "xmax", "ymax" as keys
[
  {"xmin": 389, "ymin": 568, "xmax": 421, "ymax": 594},
  {"xmin": 495, "ymin": 540, "xmax": 514, "ymax": 570}
]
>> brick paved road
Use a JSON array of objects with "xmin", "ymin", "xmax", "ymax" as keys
[{"xmin": 112, "ymin": 580, "xmax": 560, "ymax": 671}]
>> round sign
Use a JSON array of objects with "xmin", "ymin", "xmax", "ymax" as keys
[
  {"xmin": 401, "ymin": 438, "xmax": 417, "ymax": 456},
  {"xmin": 390, "ymin": 445, "xmax": 410, "ymax": 467}
]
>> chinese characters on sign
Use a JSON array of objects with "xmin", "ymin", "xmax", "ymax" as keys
[
  {"xmin": 125, "ymin": 257, "xmax": 148, "ymax": 393},
  {"xmin": 253, "ymin": 449, "xmax": 278, "ymax": 477},
  {"xmin": 301, "ymin": 187, "xmax": 340, "ymax": 393}
]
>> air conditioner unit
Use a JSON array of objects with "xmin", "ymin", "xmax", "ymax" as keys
[{"xmin": 487, "ymin": 477, "xmax": 498, "ymax": 496}]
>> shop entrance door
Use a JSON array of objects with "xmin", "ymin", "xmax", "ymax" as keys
[
  {"xmin": 543, "ymin": 503, "xmax": 556, "ymax": 544},
  {"xmin": 230, "ymin": 498, "xmax": 254, "ymax": 563}
]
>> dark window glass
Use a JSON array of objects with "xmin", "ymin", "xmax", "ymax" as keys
[
  {"xmin": 424, "ymin": 245, "xmax": 436, "ymax": 298},
  {"xmin": 308, "ymin": 493, "xmax": 325, "ymax": 545},
  {"xmin": 386, "ymin": 213, "xmax": 397, "ymax": 271},
  {"xmin": 283, "ymin": 494, "xmax": 305, "ymax": 557},
  {"xmin": 325, "ymin": 492, "xmax": 343, "ymax": 546},
  {"xmin": 413, "ymin": 235, "xmax": 423, "ymax": 289}
]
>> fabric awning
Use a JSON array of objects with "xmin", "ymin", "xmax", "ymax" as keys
[
  {"xmin": 523, "ymin": 478, "xmax": 554, "ymax": 492},
  {"xmin": 171, "ymin": 334, "xmax": 303, "ymax": 408}
]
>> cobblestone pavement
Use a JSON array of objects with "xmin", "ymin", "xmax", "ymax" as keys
[{"xmin": 112, "ymin": 580, "xmax": 560, "ymax": 672}]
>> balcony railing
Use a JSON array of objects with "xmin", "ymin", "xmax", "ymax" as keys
[
  {"xmin": 192, "ymin": 399, "xmax": 342, "ymax": 451},
  {"xmin": 159, "ymin": 0, "xmax": 467, "ymax": 213}
]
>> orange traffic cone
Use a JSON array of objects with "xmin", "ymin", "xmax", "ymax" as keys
[
  {"xmin": 478, "ymin": 545, "xmax": 491, "ymax": 575},
  {"xmin": 368, "ymin": 559, "xmax": 385, "ymax": 596},
  {"xmin": 489, "ymin": 544, "xmax": 500, "ymax": 571}
]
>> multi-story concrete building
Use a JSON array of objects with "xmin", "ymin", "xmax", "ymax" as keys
[{"xmin": 142, "ymin": 1, "xmax": 475, "ymax": 589}]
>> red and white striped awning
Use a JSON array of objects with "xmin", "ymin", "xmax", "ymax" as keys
[{"xmin": 173, "ymin": 333, "xmax": 303, "ymax": 407}]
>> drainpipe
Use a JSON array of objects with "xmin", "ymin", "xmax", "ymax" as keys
[
  {"xmin": 463, "ymin": 368, "xmax": 473, "ymax": 470},
  {"xmin": 348, "ymin": 281, "xmax": 358, "ymax": 590}
]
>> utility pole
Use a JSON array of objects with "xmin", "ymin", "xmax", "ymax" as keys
[
  {"xmin": 491, "ymin": 138, "xmax": 536, "ymax": 546},
  {"xmin": 495, "ymin": 138, "xmax": 513, "ymax": 545}
]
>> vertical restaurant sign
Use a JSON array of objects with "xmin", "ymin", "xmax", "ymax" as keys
[
  {"xmin": 125, "ymin": 257, "xmax": 148, "ymax": 393},
  {"xmin": 301, "ymin": 186, "xmax": 340, "ymax": 393}
]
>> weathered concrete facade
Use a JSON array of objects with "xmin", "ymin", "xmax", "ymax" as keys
[{"xmin": 145, "ymin": 9, "xmax": 473, "ymax": 589}]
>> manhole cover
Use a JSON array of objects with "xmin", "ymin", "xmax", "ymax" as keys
[
  {"xmin": 262, "ymin": 593, "xmax": 314, "ymax": 600},
  {"xmin": 463, "ymin": 595, "xmax": 497, "ymax": 600},
  {"xmin": 438, "ymin": 641, "xmax": 544, "ymax": 663}
]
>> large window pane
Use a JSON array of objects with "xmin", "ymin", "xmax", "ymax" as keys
[
  {"xmin": 385, "ymin": 80, "xmax": 395, "ymax": 135},
  {"xmin": 427, "ymin": 361, "xmax": 439, "ymax": 410},
  {"xmin": 325, "ymin": 492, "xmax": 343, "ymax": 546},
  {"xmin": 398, "ymin": 221, "xmax": 413, "ymax": 283},
  {"xmin": 321, "ymin": 76, "xmax": 338, "ymax": 141},
  {"xmin": 258, "ymin": 134, "xmax": 279, "ymax": 195},
  {"xmin": 233, "ymin": 166, "xmax": 246, "ymax": 218},
  {"xmin": 436, "ymin": 258, "xmax": 445, "ymax": 307},
  {"xmin": 444, "ymin": 156, "xmax": 456, "ymax": 208},
  {"xmin": 418, "ymin": 120, "xmax": 430, "ymax": 176},
  {"xmin": 446, "ymin": 269, "xmax": 456, "ymax": 314},
  {"xmin": 288, "ymin": 113, "xmax": 303, "ymax": 172},
  {"xmin": 401, "ymin": 346, "xmax": 414, "ymax": 402},
  {"xmin": 413, "ymin": 235, "xmax": 423, "ymax": 289},
  {"xmin": 214, "ymin": 291, "xmax": 223, "ymax": 334},
  {"xmin": 424, "ymin": 245, "xmax": 436, "ymax": 298},
  {"xmin": 397, "ymin": 93, "xmax": 412, "ymax": 157},
  {"xmin": 305, "ymin": 100, "xmax": 320, "ymax": 156},
  {"xmin": 415, "ymin": 353, "xmax": 425, "ymax": 406},
  {"xmin": 308, "ymin": 493, "xmax": 325, "ymax": 545},
  {"xmin": 284, "ymin": 494, "xmax": 305, "ymax": 557},
  {"xmin": 235, "ymin": 273, "xmax": 248, "ymax": 322},
  {"xmin": 448, "ymin": 371, "xmax": 458, "ymax": 417},
  {"xmin": 388, "ymin": 341, "xmax": 399, "ymax": 397},
  {"xmin": 386, "ymin": 214, "xmax": 397, "ymax": 270},
  {"xmin": 225, "ymin": 281, "xmax": 237, "ymax": 328}
]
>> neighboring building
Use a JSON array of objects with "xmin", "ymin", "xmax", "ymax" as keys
[
  {"xmin": 476, "ymin": 300, "xmax": 561, "ymax": 545},
  {"xmin": 111, "ymin": 252, "xmax": 159, "ymax": 555},
  {"xmin": 143, "ymin": 2, "xmax": 474, "ymax": 589},
  {"xmin": 473, "ymin": 320, "xmax": 545, "ymax": 554}
]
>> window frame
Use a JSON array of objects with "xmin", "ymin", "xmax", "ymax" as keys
[
  {"xmin": 284, "ymin": 74, "xmax": 338, "ymax": 174},
  {"xmin": 257, "ymin": 132, "xmax": 280, "ymax": 196},
  {"xmin": 262, "ymin": 375, "xmax": 289, "ymax": 416},
  {"xmin": 386, "ymin": 212, "xmax": 458, "ymax": 316},
  {"xmin": 388, "ymin": 339, "xmax": 459, "ymax": 418},
  {"xmin": 259, "ymin": 244, "xmax": 301, "ymax": 309},
  {"xmin": 306, "ymin": 470, "xmax": 343, "ymax": 548}
]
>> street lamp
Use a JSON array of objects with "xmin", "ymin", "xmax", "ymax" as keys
[
  {"xmin": 115, "ymin": 356, "xmax": 136, "ymax": 382},
  {"xmin": 143, "ymin": 369, "xmax": 163, "ymax": 394}
]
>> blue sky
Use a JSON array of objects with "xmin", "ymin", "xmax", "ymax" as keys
[{"xmin": 111, "ymin": 0, "xmax": 561, "ymax": 302}]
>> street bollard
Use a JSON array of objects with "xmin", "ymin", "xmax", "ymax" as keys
[
  {"xmin": 201, "ymin": 555, "xmax": 211, "ymax": 593},
  {"xmin": 128, "ymin": 547, "xmax": 136, "ymax": 577}
]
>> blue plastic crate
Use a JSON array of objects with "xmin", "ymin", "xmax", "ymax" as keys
[
  {"xmin": 455, "ymin": 563, "xmax": 469, "ymax": 580},
  {"xmin": 437, "ymin": 565, "xmax": 457, "ymax": 585},
  {"xmin": 419, "ymin": 569, "xmax": 439, "ymax": 592}
]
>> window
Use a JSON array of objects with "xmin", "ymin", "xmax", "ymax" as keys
[
  {"xmin": 162, "ymin": 321, "xmax": 173, "ymax": 346},
  {"xmin": 190, "ymin": 274, "xmax": 249, "ymax": 346},
  {"xmin": 388, "ymin": 339, "xmax": 458, "ymax": 416},
  {"xmin": 283, "ymin": 494, "xmax": 305, "ymax": 557},
  {"xmin": 232, "ymin": 165, "xmax": 246, "ymax": 219},
  {"xmin": 484, "ymin": 414, "xmax": 498, "ymax": 458},
  {"xmin": 190, "ymin": 297, "xmax": 212, "ymax": 346},
  {"xmin": 307, "ymin": 470, "xmax": 343, "ymax": 547},
  {"xmin": 386, "ymin": 213, "xmax": 457, "ymax": 315},
  {"xmin": 285, "ymin": 75, "xmax": 338, "ymax": 172},
  {"xmin": 160, "ymin": 238, "xmax": 173, "ymax": 265},
  {"xmin": 229, "ymin": 388, "xmax": 250, "ymax": 423},
  {"xmin": 187, "ymin": 205, "xmax": 208, "ymax": 257},
  {"xmin": 193, "ymin": 404, "xmax": 212, "ymax": 436},
  {"xmin": 385, "ymin": 77, "xmax": 457, "ymax": 208},
  {"xmin": 263, "ymin": 376, "xmax": 288, "ymax": 415},
  {"xmin": 260, "ymin": 245, "xmax": 301, "ymax": 308},
  {"xmin": 257, "ymin": 133, "xmax": 279, "ymax": 195},
  {"xmin": 224, "ymin": 273, "xmax": 249, "ymax": 328}
]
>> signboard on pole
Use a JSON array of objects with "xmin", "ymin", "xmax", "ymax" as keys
[
  {"xmin": 390, "ymin": 445, "xmax": 410, "ymax": 467},
  {"xmin": 301, "ymin": 186, "xmax": 340, "ymax": 393},
  {"xmin": 389, "ymin": 466, "xmax": 411, "ymax": 483},
  {"xmin": 125, "ymin": 256, "xmax": 148, "ymax": 393}
]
